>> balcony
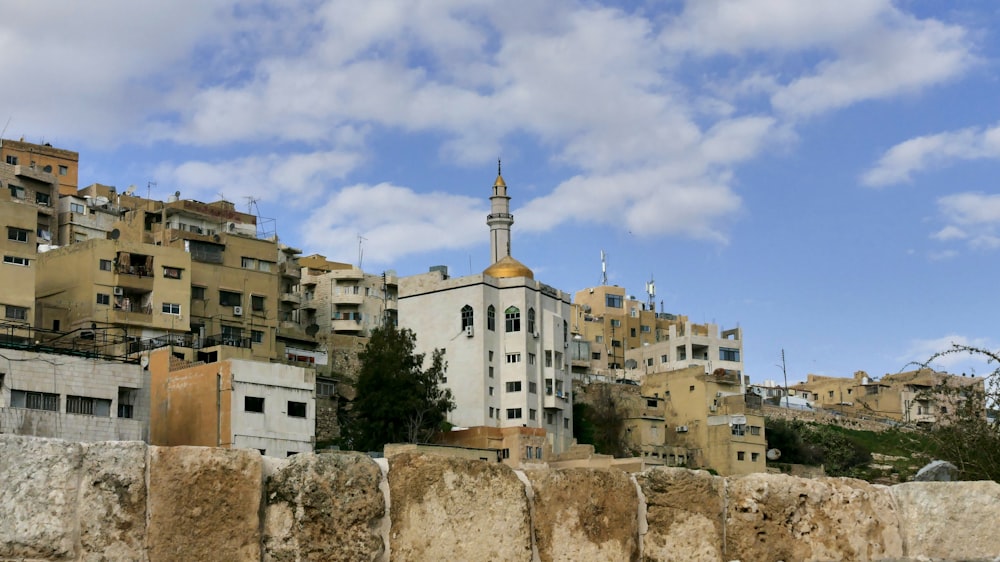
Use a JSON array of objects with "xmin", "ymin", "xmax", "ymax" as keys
[
  {"xmin": 329, "ymin": 269, "xmax": 364, "ymax": 281},
  {"xmin": 280, "ymin": 292, "xmax": 301, "ymax": 305},
  {"xmin": 543, "ymin": 388, "xmax": 568, "ymax": 410},
  {"xmin": 279, "ymin": 262, "xmax": 301, "ymax": 279},
  {"xmin": 301, "ymin": 297, "xmax": 317, "ymax": 311},
  {"xmin": 331, "ymin": 319, "xmax": 362, "ymax": 333},
  {"xmin": 331, "ymin": 293, "xmax": 364, "ymax": 305}
]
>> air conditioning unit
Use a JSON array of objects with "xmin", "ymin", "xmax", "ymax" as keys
[
  {"xmin": 532, "ymin": 331, "xmax": 540, "ymax": 339},
  {"xmin": 708, "ymin": 405, "xmax": 717, "ymax": 412},
  {"xmin": 233, "ymin": 306, "xmax": 243, "ymax": 316},
  {"xmin": 675, "ymin": 425, "xmax": 689, "ymax": 433},
  {"xmin": 564, "ymin": 342, "xmax": 569, "ymax": 348},
  {"xmin": 113, "ymin": 287, "xmax": 124, "ymax": 296},
  {"xmin": 464, "ymin": 325, "xmax": 474, "ymax": 337}
]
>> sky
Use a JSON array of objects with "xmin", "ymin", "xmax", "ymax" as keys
[{"xmin": 3, "ymin": 0, "xmax": 999, "ymax": 383}]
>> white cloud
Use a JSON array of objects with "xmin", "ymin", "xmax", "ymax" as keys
[
  {"xmin": 900, "ymin": 335, "xmax": 996, "ymax": 374},
  {"xmin": 931, "ymin": 225, "xmax": 966, "ymax": 241},
  {"xmin": 927, "ymin": 193, "xmax": 1000, "ymax": 254},
  {"xmin": 299, "ymin": 183, "xmax": 486, "ymax": 264},
  {"xmin": 862, "ymin": 124, "xmax": 1000, "ymax": 187}
]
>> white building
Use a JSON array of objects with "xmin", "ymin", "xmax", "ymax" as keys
[
  {"xmin": 623, "ymin": 323, "xmax": 745, "ymax": 391},
  {"xmin": 399, "ymin": 170, "xmax": 574, "ymax": 454},
  {"xmin": 0, "ymin": 347, "xmax": 148, "ymax": 442}
]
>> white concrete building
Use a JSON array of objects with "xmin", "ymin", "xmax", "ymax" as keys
[
  {"xmin": 228, "ymin": 359, "xmax": 316, "ymax": 456},
  {"xmin": 0, "ymin": 348, "xmax": 148, "ymax": 441},
  {"xmin": 623, "ymin": 323, "xmax": 745, "ymax": 392},
  {"xmin": 399, "ymin": 170, "xmax": 574, "ymax": 454}
]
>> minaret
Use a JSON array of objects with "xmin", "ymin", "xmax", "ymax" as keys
[{"xmin": 487, "ymin": 158, "xmax": 513, "ymax": 263}]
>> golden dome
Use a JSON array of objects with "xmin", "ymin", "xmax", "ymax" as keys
[
  {"xmin": 494, "ymin": 174, "xmax": 506, "ymax": 188},
  {"xmin": 483, "ymin": 255, "xmax": 533, "ymax": 279}
]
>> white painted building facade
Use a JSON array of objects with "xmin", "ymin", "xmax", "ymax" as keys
[
  {"xmin": 399, "ymin": 171, "xmax": 575, "ymax": 453},
  {"xmin": 226, "ymin": 359, "xmax": 315, "ymax": 457}
]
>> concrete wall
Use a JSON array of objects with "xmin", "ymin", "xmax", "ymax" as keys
[{"xmin": 3, "ymin": 434, "xmax": 1000, "ymax": 561}]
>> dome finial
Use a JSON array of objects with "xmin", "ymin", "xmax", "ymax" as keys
[{"xmin": 498, "ymin": 157, "xmax": 501, "ymax": 176}]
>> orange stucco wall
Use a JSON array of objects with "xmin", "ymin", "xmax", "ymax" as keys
[{"xmin": 149, "ymin": 349, "xmax": 233, "ymax": 447}]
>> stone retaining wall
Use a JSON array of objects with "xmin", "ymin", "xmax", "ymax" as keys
[{"xmin": 1, "ymin": 434, "xmax": 998, "ymax": 561}]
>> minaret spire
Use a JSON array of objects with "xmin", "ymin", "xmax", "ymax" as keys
[{"xmin": 487, "ymin": 160, "xmax": 513, "ymax": 263}]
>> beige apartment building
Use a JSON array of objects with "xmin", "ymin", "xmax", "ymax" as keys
[
  {"xmin": 578, "ymin": 365, "xmax": 765, "ymax": 476},
  {"xmin": 35, "ymin": 239, "xmax": 192, "ymax": 344},
  {"xmin": 623, "ymin": 323, "xmax": 744, "ymax": 383},
  {"xmin": 0, "ymin": 138, "xmax": 78, "ymax": 195},
  {"xmin": 792, "ymin": 368, "xmax": 984, "ymax": 424},
  {"xmin": 1, "ymin": 161, "xmax": 58, "ymax": 336},
  {"xmin": 298, "ymin": 254, "xmax": 399, "ymax": 337}
]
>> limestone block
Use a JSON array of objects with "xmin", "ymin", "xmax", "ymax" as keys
[
  {"xmin": 725, "ymin": 473, "xmax": 903, "ymax": 562},
  {"xmin": 636, "ymin": 467, "xmax": 725, "ymax": 562},
  {"xmin": 263, "ymin": 451, "xmax": 386, "ymax": 561},
  {"xmin": 147, "ymin": 446, "xmax": 262, "ymax": 562},
  {"xmin": 388, "ymin": 453, "xmax": 532, "ymax": 562},
  {"xmin": 78, "ymin": 440, "xmax": 148, "ymax": 562},
  {"xmin": 0, "ymin": 435, "xmax": 83, "ymax": 560},
  {"xmin": 892, "ymin": 480, "xmax": 1000, "ymax": 560},
  {"xmin": 526, "ymin": 468, "xmax": 639, "ymax": 562}
]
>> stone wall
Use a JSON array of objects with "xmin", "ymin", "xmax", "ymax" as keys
[{"xmin": 2, "ymin": 434, "xmax": 999, "ymax": 561}]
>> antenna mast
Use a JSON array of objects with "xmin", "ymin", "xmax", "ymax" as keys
[
  {"xmin": 646, "ymin": 275, "xmax": 655, "ymax": 311},
  {"xmin": 600, "ymin": 250, "xmax": 607, "ymax": 285},
  {"xmin": 357, "ymin": 234, "xmax": 367, "ymax": 269}
]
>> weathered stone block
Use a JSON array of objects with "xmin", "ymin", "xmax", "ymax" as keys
[
  {"xmin": 263, "ymin": 451, "xmax": 385, "ymax": 561},
  {"xmin": 78, "ymin": 440, "xmax": 148, "ymax": 562},
  {"xmin": 527, "ymin": 468, "xmax": 639, "ymax": 562},
  {"xmin": 892, "ymin": 480, "xmax": 1000, "ymax": 560},
  {"xmin": 0, "ymin": 435, "xmax": 83, "ymax": 560},
  {"xmin": 725, "ymin": 473, "xmax": 903, "ymax": 562},
  {"xmin": 147, "ymin": 446, "xmax": 262, "ymax": 562},
  {"xmin": 388, "ymin": 453, "xmax": 532, "ymax": 562},
  {"xmin": 636, "ymin": 467, "xmax": 724, "ymax": 562}
]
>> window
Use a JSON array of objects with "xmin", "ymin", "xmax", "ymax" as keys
[
  {"xmin": 564, "ymin": 419, "xmax": 569, "ymax": 429},
  {"xmin": 488, "ymin": 386, "xmax": 494, "ymax": 396},
  {"xmin": 630, "ymin": 328, "xmax": 636, "ymax": 337},
  {"xmin": 610, "ymin": 319, "xmax": 621, "ymax": 328},
  {"xmin": 487, "ymin": 305, "xmax": 495, "ymax": 331},
  {"xmin": 828, "ymin": 390, "xmax": 834, "ymax": 398},
  {"xmin": 606, "ymin": 294, "xmax": 623, "ymax": 308},
  {"xmin": 5, "ymin": 155, "xmax": 17, "ymax": 165},
  {"xmin": 506, "ymin": 408, "xmax": 522, "ymax": 419},
  {"xmin": 731, "ymin": 424, "xmax": 746, "ymax": 437},
  {"xmin": 646, "ymin": 358, "xmax": 654, "ymax": 367},
  {"xmin": 461, "ymin": 305, "xmax": 474, "ymax": 330},
  {"xmin": 219, "ymin": 290, "xmax": 242, "ymax": 307},
  {"xmin": 36, "ymin": 192, "xmax": 51, "ymax": 206},
  {"xmin": 5, "ymin": 305, "xmax": 27, "ymax": 321},
  {"xmin": 287, "ymin": 401, "xmax": 307, "ymax": 418},
  {"xmin": 8, "ymin": 185, "xmax": 24, "ymax": 199},
  {"xmin": 43, "ymin": 165, "xmax": 52, "ymax": 173},
  {"xmin": 529, "ymin": 381, "xmax": 537, "ymax": 394},
  {"xmin": 257, "ymin": 260, "xmax": 274, "ymax": 272},
  {"xmin": 118, "ymin": 388, "xmax": 136, "ymax": 419},
  {"xmin": 241, "ymin": 257, "xmax": 256, "ymax": 269},
  {"xmin": 99, "ymin": 259, "xmax": 112, "ymax": 271},
  {"xmin": 505, "ymin": 381, "xmax": 522, "ymax": 392},
  {"xmin": 750, "ymin": 426, "xmax": 761, "ymax": 436},
  {"xmin": 70, "ymin": 202, "xmax": 85, "ymax": 214},
  {"xmin": 689, "ymin": 385, "xmax": 695, "ymax": 392},
  {"xmin": 545, "ymin": 350, "xmax": 552, "ymax": 367},
  {"xmin": 737, "ymin": 451, "xmax": 746, "ymax": 461},
  {"xmin": 488, "ymin": 366, "xmax": 494, "ymax": 378},
  {"xmin": 720, "ymin": 347, "xmax": 740, "ymax": 362},
  {"xmin": 751, "ymin": 452, "xmax": 760, "ymax": 462},
  {"xmin": 528, "ymin": 353, "xmax": 536, "ymax": 365},
  {"xmin": 59, "ymin": 165, "xmax": 68, "ymax": 175},
  {"xmin": 592, "ymin": 352, "xmax": 601, "ymax": 360},
  {"xmin": 646, "ymin": 399, "xmax": 658, "ymax": 408},
  {"xmin": 526, "ymin": 446, "xmax": 532, "ymax": 459},
  {"xmin": 7, "ymin": 227, "xmax": 28, "ymax": 243},
  {"xmin": 641, "ymin": 325, "xmax": 651, "ymax": 333},
  {"xmin": 595, "ymin": 335, "xmax": 603, "ymax": 344},
  {"xmin": 191, "ymin": 286, "xmax": 206, "ymax": 300},
  {"xmin": 505, "ymin": 352, "xmax": 521, "ymax": 364},
  {"xmin": 505, "ymin": 306, "xmax": 520, "ymax": 332},
  {"xmin": 527, "ymin": 308, "xmax": 536, "ymax": 333},
  {"xmin": 316, "ymin": 378, "xmax": 336, "ymax": 397},
  {"xmin": 67, "ymin": 395, "xmax": 111, "ymax": 416},
  {"xmin": 252, "ymin": 330, "xmax": 264, "ymax": 344},
  {"xmin": 676, "ymin": 346, "xmax": 687, "ymax": 361},
  {"xmin": 611, "ymin": 340, "xmax": 621, "ymax": 348},
  {"xmin": 97, "ymin": 293, "xmax": 110, "ymax": 305},
  {"xmin": 546, "ymin": 412, "xmax": 554, "ymax": 425},
  {"xmin": 252, "ymin": 295, "xmax": 265, "ymax": 312},
  {"xmin": 660, "ymin": 354, "xmax": 668, "ymax": 363},
  {"xmin": 488, "ymin": 351, "xmax": 494, "ymax": 361},
  {"xmin": 162, "ymin": 266, "xmax": 182, "ymax": 279},
  {"xmin": 162, "ymin": 303, "xmax": 181, "ymax": 315},
  {"xmin": 245, "ymin": 396, "xmax": 265, "ymax": 413},
  {"xmin": 489, "ymin": 407, "xmax": 495, "ymax": 418},
  {"xmin": 11, "ymin": 390, "xmax": 59, "ymax": 411}
]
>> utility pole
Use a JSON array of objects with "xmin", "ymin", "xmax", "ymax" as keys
[{"xmin": 780, "ymin": 349, "xmax": 790, "ymax": 408}]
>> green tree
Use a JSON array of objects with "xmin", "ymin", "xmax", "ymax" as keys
[
  {"xmin": 574, "ymin": 383, "xmax": 630, "ymax": 458},
  {"xmin": 343, "ymin": 325, "xmax": 454, "ymax": 452}
]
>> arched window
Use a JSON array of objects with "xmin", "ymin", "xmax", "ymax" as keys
[
  {"xmin": 527, "ymin": 308, "xmax": 536, "ymax": 334},
  {"xmin": 505, "ymin": 306, "xmax": 520, "ymax": 332},
  {"xmin": 461, "ymin": 305, "xmax": 474, "ymax": 330},
  {"xmin": 487, "ymin": 305, "xmax": 496, "ymax": 331}
]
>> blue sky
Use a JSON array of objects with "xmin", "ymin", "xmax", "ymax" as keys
[{"xmin": 4, "ymin": 0, "xmax": 999, "ymax": 382}]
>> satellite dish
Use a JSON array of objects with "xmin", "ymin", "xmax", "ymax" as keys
[
  {"xmin": 766, "ymin": 448, "xmax": 781, "ymax": 461},
  {"xmin": 140, "ymin": 356, "xmax": 150, "ymax": 368},
  {"xmin": 212, "ymin": 234, "xmax": 221, "ymax": 243},
  {"xmin": 305, "ymin": 324, "xmax": 320, "ymax": 336},
  {"xmin": 109, "ymin": 228, "xmax": 120, "ymax": 240}
]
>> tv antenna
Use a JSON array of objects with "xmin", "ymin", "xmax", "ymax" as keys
[
  {"xmin": 357, "ymin": 234, "xmax": 367, "ymax": 269},
  {"xmin": 646, "ymin": 275, "xmax": 655, "ymax": 310},
  {"xmin": 600, "ymin": 249, "xmax": 607, "ymax": 286}
]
